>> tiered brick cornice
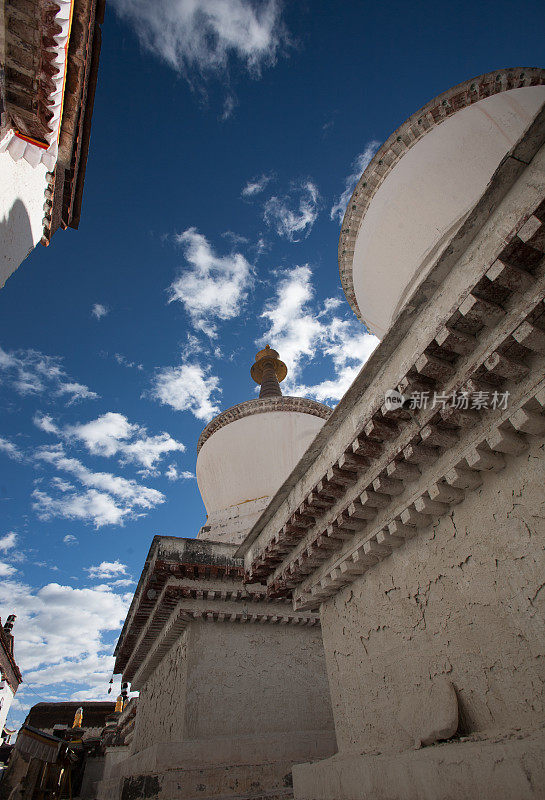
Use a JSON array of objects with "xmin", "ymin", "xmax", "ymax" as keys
[
  {"xmin": 197, "ymin": 396, "xmax": 332, "ymax": 453},
  {"xmin": 114, "ymin": 539, "xmax": 320, "ymax": 686},
  {"xmin": 338, "ymin": 67, "xmax": 545, "ymax": 325},
  {"xmin": 245, "ymin": 198, "xmax": 545, "ymax": 610},
  {"xmin": 114, "ymin": 555, "xmax": 245, "ymax": 676}
]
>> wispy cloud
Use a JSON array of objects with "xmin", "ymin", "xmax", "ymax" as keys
[
  {"xmin": 330, "ymin": 141, "xmax": 380, "ymax": 224},
  {"xmin": 0, "ymin": 532, "xmax": 17, "ymax": 552},
  {"xmin": 264, "ymin": 180, "xmax": 320, "ymax": 242},
  {"xmin": 0, "ymin": 436, "xmax": 23, "ymax": 461},
  {"xmin": 169, "ymin": 228, "xmax": 253, "ymax": 337},
  {"xmin": 86, "ymin": 560, "xmax": 129, "ymax": 580},
  {"xmin": 33, "ymin": 445, "xmax": 165, "ymax": 527},
  {"xmin": 0, "ymin": 346, "xmax": 98, "ymax": 405},
  {"xmin": 114, "ymin": 353, "xmax": 143, "ymax": 371},
  {"xmin": 242, "ymin": 173, "xmax": 273, "ymax": 198},
  {"xmin": 91, "ymin": 303, "xmax": 108, "ymax": 320},
  {"xmin": 110, "ymin": 0, "xmax": 287, "ymax": 81},
  {"xmin": 221, "ymin": 94, "xmax": 238, "ymax": 120},
  {"xmin": 259, "ymin": 265, "xmax": 379, "ymax": 402},
  {"xmin": 63, "ymin": 534, "xmax": 78, "ymax": 546},
  {"xmin": 165, "ymin": 464, "xmax": 196, "ymax": 481},
  {"xmin": 35, "ymin": 411, "xmax": 185, "ymax": 475},
  {"xmin": 151, "ymin": 362, "xmax": 221, "ymax": 422}
]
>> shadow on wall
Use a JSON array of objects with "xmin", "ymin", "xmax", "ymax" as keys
[{"xmin": 0, "ymin": 197, "xmax": 35, "ymax": 290}]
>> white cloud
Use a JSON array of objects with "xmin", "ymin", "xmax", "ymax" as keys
[
  {"xmin": 221, "ymin": 94, "xmax": 237, "ymax": 120},
  {"xmin": 110, "ymin": 0, "xmax": 286, "ymax": 80},
  {"xmin": 86, "ymin": 560, "xmax": 128, "ymax": 580},
  {"xmin": 91, "ymin": 303, "xmax": 108, "ymax": 320},
  {"xmin": 264, "ymin": 181, "xmax": 320, "ymax": 241},
  {"xmin": 165, "ymin": 464, "xmax": 196, "ymax": 481},
  {"xmin": 63, "ymin": 534, "xmax": 78, "ymax": 546},
  {"xmin": 33, "ymin": 446, "xmax": 165, "ymax": 527},
  {"xmin": 0, "ymin": 562, "xmax": 16, "ymax": 577},
  {"xmin": 0, "ymin": 532, "xmax": 17, "ymax": 552},
  {"xmin": 169, "ymin": 228, "xmax": 253, "ymax": 337},
  {"xmin": 66, "ymin": 413, "xmax": 137, "ymax": 457},
  {"xmin": 259, "ymin": 265, "xmax": 379, "ymax": 403},
  {"xmin": 114, "ymin": 353, "xmax": 144, "ymax": 371},
  {"xmin": 330, "ymin": 141, "xmax": 380, "ymax": 224},
  {"xmin": 242, "ymin": 173, "xmax": 273, "ymax": 198},
  {"xmin": 151, "ymin": 362, "xmax": 221, "ymax": 422},
  {"xmin": 0, "ymin": 436, "xmax": 23, "ymax": 460},
  {"xmin": 34, "ymin": 413, "xmax": 59, "ymax": 435},
  {"xmin": 38, "ymin": 412, "xmax": 186, "ymax": 474},
  {"xmin": 260, "ymin": 266, "xmax": 322, "ymax": 374},
  {"xmin": 0, "ymin": 579, "xmax": 130, "ymax": 718},
  {"xmin": 0, "ymin": 346, "xmax": 98, "ymax": 404}
]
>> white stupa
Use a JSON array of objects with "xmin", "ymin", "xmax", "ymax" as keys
[
  {"xmin": 196, "ymin": 346, "xmax": 332, "ymax": 545},
  {"xmin": 338, "ymin": 67, "xmax": 545, "ymax": 338}
]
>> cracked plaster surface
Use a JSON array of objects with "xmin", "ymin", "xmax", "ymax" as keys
[{"xmin": 321, "ymin": 437, "xmax": 545, "ymax": 755}]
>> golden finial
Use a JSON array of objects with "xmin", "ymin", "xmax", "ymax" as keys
[
  {"xmin": 115, "ymin": 695, "xmax": 124, "ymax": 713},
  {"xmin": 250, "ymin": 345, "xmax": 287, "ymax": 398},
  {"xmin": 72, "ymin": 707, "xmax": 83, "ymax": 728}
]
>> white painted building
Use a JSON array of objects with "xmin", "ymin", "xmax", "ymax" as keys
[
  {"xmin": 0, "ymin": 616, "xmax": 21, "ymax": 741},
  {"xmin": 0, "ymin": 0, "xmax": 104, "ymax": 289}
]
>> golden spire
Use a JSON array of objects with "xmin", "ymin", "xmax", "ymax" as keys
[
  {"xmin": 72, "ymin": 707, "xmax": 83, "ymax": 728},
  {"xmin": 250, "ymin": 345, "xmax": 287, "ymax": 398}
]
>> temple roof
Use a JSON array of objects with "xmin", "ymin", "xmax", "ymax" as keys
[
  {"xmin": 23, "ymin": 702, "xmax": 115, "ymax": 731},
  {"xmin": 1, "ymin": 0, "xmax": 105, "ymax": 245}
]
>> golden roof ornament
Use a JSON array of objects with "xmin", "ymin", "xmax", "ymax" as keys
[
  {"xmin": 72, "ymin": 706, "xmax": 83, "ymax": 728},
  {"xmin": 250, "ymin": 345, "xmax": 287, "ymax": 398}
]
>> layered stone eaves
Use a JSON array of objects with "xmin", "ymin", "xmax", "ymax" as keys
[
  {"xmin": 293, "ymin": 376, "xmax": 545, "ymax": 610},
  {"xmin": 114, "ymin": 538, "xmax": 246, "ymax": 675},
  {"xmin": 121, "ymin": 575, "xmax": 279, "ymax": 683},
  {"xmin": 130, "ymin": 589, "xmax": 320, "ymax": 688},
  {"xmin": 338, "ymin": 67, "xmax": 545, "ymax": 324},
  {"xmin": 242, "ymin": 162, "xmax": 545, "ymax": 608}
]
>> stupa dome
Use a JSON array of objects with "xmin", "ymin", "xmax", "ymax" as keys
[
  {"xmin": 196, "ymin": 346, "xmax": 331, "ymax": 545},
  {"xmin": 339, "ymin": 68, "xmax": 545, "ymax": 338}
]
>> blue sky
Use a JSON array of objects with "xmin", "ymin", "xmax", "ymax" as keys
[{"xmin": 1, "ymin": 0, "xmax": 544, "ymax": 727}]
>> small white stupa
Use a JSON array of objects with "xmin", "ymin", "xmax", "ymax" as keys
[{"xmin": 196, "ymin": 345, "xmax": 332, "ymax": 544}]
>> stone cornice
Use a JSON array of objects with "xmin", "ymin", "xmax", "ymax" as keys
[
  {"xmin": 197, "ymin": 396, "xmax": 332, "ymax": 454},
  {"xmin": 114, "ymin": 537, "xmax": 245, "ymax": 674},
  {"xmin": 338, "ymin": 67, "xmax": 545, "ymax": 324},
  {"xmin": 242, "ymin": 164, "xmax": 545, "ymax": 607},
  {"xmin": 123, "ymin": 576, "xmax": 320, "ymax": 687},
  {"xmin": 114, "ymin": 535, "xmax": 321, "ymax": 682}
]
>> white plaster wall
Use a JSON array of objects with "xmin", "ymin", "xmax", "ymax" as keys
[
  {"xmin": 0, "ymin": 152, "xmax": 49, "ymax": 289},
  {"xmin": 352, "ymin": 86, "xmax": 545, "ymax": 337},
  {"xmin": 197, "ymin": 411, "xmax": 326, "ymax": 518},
  {"xmin": 0, "ymin": 681, "xmax": 15, "ymax": 734},
  {"xmin": 320, "ymin": 435, "xmax": 545, "ymax": 756},
  {"xmin": 199, "ymin": 495, "xmax": 271, "ymax": 545},
  {"xmin": 131, "ymin": 621, "xmax": 334, "ymax": 755}
]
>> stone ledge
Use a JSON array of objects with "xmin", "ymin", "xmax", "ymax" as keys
[{"xmin": 293, "ymin": 725, "xmax": 545, "ymax": 800}]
